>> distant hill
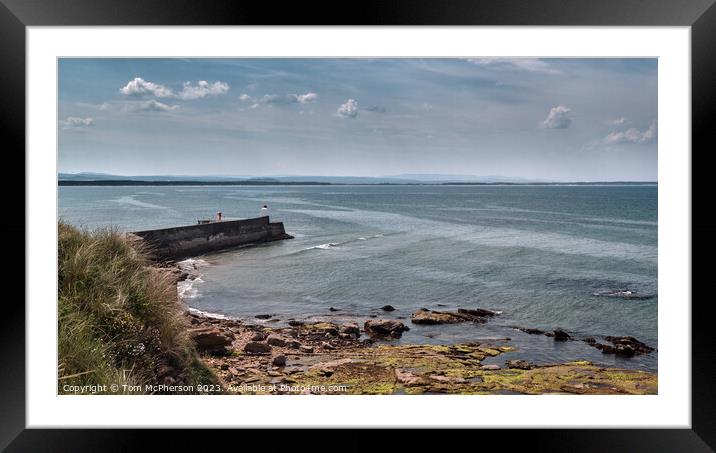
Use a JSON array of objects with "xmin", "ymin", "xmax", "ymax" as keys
[{"xmin": 58, "ymin": 172, "xmax": 656, "ymax": 186}]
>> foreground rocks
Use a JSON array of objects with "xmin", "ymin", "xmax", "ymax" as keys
[{"xmin": 185, "ymin": 311, "xmax": 657, "ymax": 396}]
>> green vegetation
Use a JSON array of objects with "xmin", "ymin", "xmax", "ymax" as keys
[{"xmin": 58, "ymin": 222, "xmax": 218, "ymax": 394}]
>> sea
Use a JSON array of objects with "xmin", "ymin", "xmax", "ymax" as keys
[{"xmin": 59, "ymin": 184, "xmax": 658, "ymax": 371}]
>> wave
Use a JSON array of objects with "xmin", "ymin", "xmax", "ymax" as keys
[
  {"xmin": 305, "ymin": 242, "xmax": 340, "ymax": 250},
  {"xmin": 176, "ymin": 258, "xmax": 211, "ymax": 300},
  {"xmin": 187, "ymin": 307, "xmax": 231, "ymax": 320},
  {"xmin": 283, "ymin": 208, "xmax": 658, "ymax": 263},
  {"xmin": 177, "ymin": 275, "xmax": 204, "ymax": 299}
]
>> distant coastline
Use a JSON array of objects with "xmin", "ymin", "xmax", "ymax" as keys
[{"xmin": 59, "ymin": 180, "xmax": 657, "ymax": 187}]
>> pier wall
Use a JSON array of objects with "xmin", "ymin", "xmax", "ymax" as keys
[{"xmin": 131, "ymin": 216, "xmax": 292, "ymax": 260}]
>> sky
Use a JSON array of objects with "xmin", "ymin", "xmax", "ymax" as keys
[{"xmin": 58, "ymin": 58, "xmax": 657, "ymax": 181}]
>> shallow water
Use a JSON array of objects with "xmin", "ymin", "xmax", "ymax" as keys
[{"xmin": 59, "ymin": 184, "xmax": 658, "ymax": 371}]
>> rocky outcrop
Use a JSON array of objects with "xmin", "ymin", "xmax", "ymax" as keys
[
  {"xmin": 410, "ymin": 308, "xmax": 498, "ymax": 325},
  {"xmin": 589, "ymin": 336, "xmax": 655, "ymax": 357},
  {"xmin": 364, "ymin": 319, "xmax": 410, "ymax": 338}
]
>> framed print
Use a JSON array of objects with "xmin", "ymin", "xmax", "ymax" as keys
[{"xmin": 4, "ymin": 0, "xmax": 715, "ymax": 449}]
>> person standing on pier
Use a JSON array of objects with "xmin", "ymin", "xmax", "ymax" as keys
[{"xmin": 260, "ymin": 205, "xmax": 269, "ymax": 217}]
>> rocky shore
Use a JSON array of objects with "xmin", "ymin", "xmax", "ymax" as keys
[
  {"xmin": 161, "ymin": 262, "xmax": 657, "ymax": 395},
  {"xmin": 183, "ymin": 311, "xmax": 656, "ymax": 395}
]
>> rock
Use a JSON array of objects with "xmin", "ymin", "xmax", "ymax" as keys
[
  {"xmin": 220, "ymin": 363, "xmax": 230, "ymax": 371},
  {"xmin": 410, "ymin": 309, "xmax": 469, "ymax": 325},
  {"xmin": 286, "ymin": 340, "xmax": 301, "ymax": 349},
  {"xmin": 506, "ymin": 359, "xmax": 531, "ymax": 370},
  {"xmin": 266, "ymin": 335, "xmax": 286, "ymax": 347},
  {"xmin": 272, "ymin": 355, "xmax": 287, "ymax": 367},
  {"xmin": 587, "ymin": 336, "xmax": 653, "ymax": 356},
  {"xmin": 251, "ymin": 331, "xmax": 268, "ymax": 341},
  {"xmin": 299, "ymin": 345, "xmax": 314, "ymax": 353},
  {"xmin": 329, "ymin": 307, "xmax": 340, "ymax": 312},
  {"xmin": 321, "ymin": 341, "xmax": 336, "ymax": 350},
  {"xmin": 517, "ymin": 327, "xmax": 544, "ymax": 335},
  {"xmin": 243, "ymin": 342, "xmax": 272, "ymax": 355},
  {"xmin": 288, "ymin": 320, "xmax": 304, "ymax": 327},
  {"xmin": 481, "ymin": 364, "xmax": 501, "ymax": 370},
  {"xmin": 364, "ymin": 319, "xmax": 410, "ymax": 338},
  {"xmin": 255, "ymin": 314, "xmax": 273, "ymax": 319},
  {"xmin": 553, "ymin": 329, "xmax": 571, "ymax": 341},
  {"xmin": 583, "ymin": 337, "xmax": 597, "ymax": 344},
  {"xmin": 190, "ymin": 327, "xmax": 233, "ymax": 353},
  {"xmin": 302, "ymin": 322, "xmax": 339, "ymax": 337},
  {"xmin": 380, "ymin": 305, "xmax": 396, "ymax": 312},
  {"xmin": 594, "ymin": 343, "xmax": 616, "ymax": 354},
  {"xmin": 339, "ymin": 322, "xmax": 360, "ymax": 337},
  {"xmin": 604, "ymin": 336, "xmax": 655, "ymax": 354},
  {"xmin": 457, "ymin": 308, "xmax": 497, "ymax": 318}
]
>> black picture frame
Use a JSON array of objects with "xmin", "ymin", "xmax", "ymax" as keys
[{"xmin": 3, "ymin": 0, "xmax": 714, "ymax": 449}]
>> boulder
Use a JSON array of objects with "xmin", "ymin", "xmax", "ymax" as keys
[
  {"xmin": 190, "ymin": 327, "xmax": 233, "ymax": 353},
  {"xmin": 553, "ymin": 329, "xmax": 571, "ymax": 341},
  {"xmin": 339, "ymin": 322, "xmax": 360, "ymax": 337},
  {"xmin": 506, "ymin": 359, "xmax": 531, "ymax": 370},
  {"xmin": 272, "ymin": 355, "xmax": 287, "ymax": 367},
  {"xmin": 380, "ymin": 305, "xmax": 396, "ymax": 312},
  {"xmin": 243, "ymin": 342, "xmax": 272, "ymax": 355},
  {"xmin": 266, "ymin": 335, "xmax": 286, "ymax": 347},
  {"xmin": 255, "ymin": 314, "xmax": 273, "ymax": 319},
  {"xmin": 329, "ymin": 307, "xmax": 340, "ymax": 312},
  {"xmin": 299, "ymin": 345, "xmax": 314, "ymax": 354},
  {"xmin": 288, "ymin": 320, "xmax": 304, "ymax": 327},
  {"xmin": 286, "ymin": 340, "xmax": 301, "ymax": 349},
  {"xmin": 251, "ymin": 331, "xmax": 268, "ymax": 341},
  {"xmin": 364, "ymin": 319, "xmax": 410, "ymax": 338}
]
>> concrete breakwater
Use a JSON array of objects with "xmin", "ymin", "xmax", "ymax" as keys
[{"xmin": 131, "ymin": 216, "xmax": 293, "ymax": 260}]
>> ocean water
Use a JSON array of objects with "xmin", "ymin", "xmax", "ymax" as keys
[{"xmin": 59, "ymin": 185, "xmax": 658, "ymax": 371}]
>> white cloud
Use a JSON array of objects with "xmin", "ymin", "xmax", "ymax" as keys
[
  {"xmin": 120, "ymin": 77, "xmax": 173, "ymax": 98},
  {"xmin": 604, "ymin": 121, "xmax": 657, "ymax": 145},
  {"xmin": 61, "ymin": 116, "xmax": 94, "ymax": 131},
  {"xmin": 608, "ymin": 116, "xmax": 628, "ymax": 125},
  {"xmin": 134, "ymin": 100, "xmax": 180, "ymax": 112},
  {"xmin": 295, "ymin": 92, "xmax": 318, "ymax": 104},
  {"xmin": 178, "ymin": 80, "xmax": 229, "ymax": 100},
  {"xmin": 241, "ymin": 92, "xmax": 319, "ymax": 106},
  {"xmin": 336, "ymin": 99, "xmax": 358, "ymax": 118},
  {"xmin": 466, "ymin": 58, "xmax": 561, "ymax": 75},
  {"xmin": 120, "ymin": 77, "xmax": 229, "ymax": 100},
  {"xmin": 540, "ymin": 105, "xmax": 572, "ymax": 129}
]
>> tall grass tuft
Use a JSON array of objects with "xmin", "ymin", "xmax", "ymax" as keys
[{"xmin": 58, "ymin": 221, "xmax": 218, "ymax": 394}]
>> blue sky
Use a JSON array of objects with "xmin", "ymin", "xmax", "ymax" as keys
[{"xmin": 58, "ymin": 58, "xmax": 657, "ymax": 181}]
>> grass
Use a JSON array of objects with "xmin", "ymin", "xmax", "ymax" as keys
[{"xmin": 58, "ymin": 221, "xmax": 218, "ymax": 394}]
